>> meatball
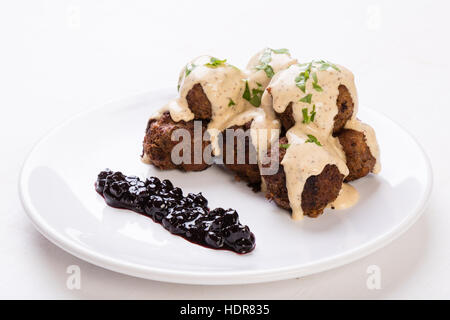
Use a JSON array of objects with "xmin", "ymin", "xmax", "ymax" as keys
[
  {"xmin": 186, "ymin": 83, "xmax": 212, "ymax": 120},
  {"xmin": 274, "ymin": 85, "xmax": 354, "ymax": 135},
  {"xmin": 220, "ymin": 121, "xmax": 261, "ymax": 190},
  {"xmin": 142, "ymin": 112, "xmax": 211, "ymax": 171},
  {"xmin": 261, "ymin": 137, "xmax": 344, "ymax": 218},
  {"xmin": 337, "ymin": 128, "xmax": 376, "ymax": 181}
]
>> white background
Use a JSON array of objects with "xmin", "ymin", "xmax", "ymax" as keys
[{"xmin": 0, "ymin": 0, "xmax": 449, "ymax": 299}]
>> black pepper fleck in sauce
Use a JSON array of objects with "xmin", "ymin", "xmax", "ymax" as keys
[{"xmin": 95, "ymin": 169, "xmax": 256, "ymax": 254}]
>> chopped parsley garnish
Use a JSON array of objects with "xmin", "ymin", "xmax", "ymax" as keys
[
  {"xmin": 185, "ymin": 63, "xmax": 196, "ymax": 76},
  {"xmin": 305, "ymin": 134, "xmax": 322, "ymax": 146},
  {"xmin": 178, "ymin": 63, "xmax": 197, "ymax": 91},
  {"xmin": 259, "ymin": 49, "xmax": 272, "ymax": 64},
  {"xmin": 228, "ymin": 98, "xmax": 236, "ymax": 107},
  {"xmin": 302, "ymin": 109, "xmax": 308, "ymax": 122},
  {"xmin": 295, "ymin": 60, "xmax": 340, "ymax": 100},
  {"xmin": 299, "ymin": 94, "xmax": 312, "ymax": 104},
  {"xmin": 242, "ymin": 81, "xmax": 251, "ymax": 100},
  {"xmin": 316, "ymin": 60, "xmax": 340, "ymax": 71},
  {"xmin": 296, "ymin": 60, "xmax": 340, "ymax": 92},
  {"xmin": 311, "ymin": 72, "xmax": 323, "ymax": 91},
  {"xmin": 280, "ymin": 143, "xmax": 290, "ymax": 149},
  {"xmin": 302, "ymin": 105, "xmax": 316, "ymax": 124},
  {"xmin": 243, "ymin": 81, "xmax": 264, "ymax": 107},
  {"xmin": 255, "ymin": 48, "xmax": 290, "ymax": 78},
  {"xmin": 295, "ymin": 63, "xmax": 312, "ymax": 93},
  {"xmin": 271, "ymin": 48, "xmax": 290, "ymax": 54},
  {"xmin": 255, "ymin": 49, "xmax": 275, "ymax": 78},
  {"xmin": 205, "ymin": 57, "xmax": 227, "ymax": 68},
  {"xmin": 310, "ymin": 105, "xmax": 316, "ymax": 121},
  {"xmin": 312, "ymin": 82, "xmax": 323, "ymax": 92}
]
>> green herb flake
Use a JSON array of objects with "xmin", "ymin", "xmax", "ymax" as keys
[
  {"xmin": 255, "ymin": 48, "xmax": 290, "ymax": 78},
  {"xmin": 295, "ymin": 78, "xmax": 306, "ymax": 92},
  {"xmin": 305, "ymin": 134, "xmax": 322, "ymax": 146},
  {"xmin": 302, "ymin": 108, "xmax": 309, "ymax": 124},
  {"xmin": 312, "ymin": 82, "xmax": 323, "ymax": 92},
  {"xmin": 299, "ymin": 94, "xmax": 312, "ymax": 104},
  {"xmin": 243, "ymin": 81, "xmax": 251, "ymax": 100},
  {"xmin": 304, "ymin": 70, "xmax": 310, "ymax": 79},
  {"xmin": 331, "ymin": 64, "xmax": 340, "ymax": 71},
  {"xmin": 295, "ymin": 73, "xmax": 309, "ymax": 93},
  {"xmin": 280, "ymin": 143, "xmax": 290, "ymax": 149},
  {"xmin": 295, "ymin": 63, "xmax": 312, "ymax": 93},
  {"xmin": 242, "ymin": 80, "xmax": 263, "ymax": 107},
  {"xmin": 178, "ymin": 63, "xmax": 196, "ymax": 91},
  {"xmin": 205, "ymin": 57, "xmax": 227, "ymax": 68},
  {"xmin": 250, "ymin": 88, "xmax": 263, "ymax": 107},
  {"xmin": 255, "ymin": 48, "xmax": 275, "ymax": 78},
  {"xmin": 260, "ymin": 48, "xmax": 272, "ymax": 64},
  {"xmin": 228, "ymin": 98, "xmax": 236, "ymax": 107},
  {"xmin": 271, "ymin": 48, "xmax": 290, "ymax": 55},
  {"xmin": 310, "ymin": 104, "xmax": 316, "ymax": 121},
  {"xmin": 302, "ymin": 105, "xmax": 317, "ymax": 124},
  {"xmin": 310, "ymin": 71, "xmax": 323, "ymax": 92},
  {"xmin": 262, "ymin": 65, "xmax": 275, "ymax": 78},
  {"xmin": 185, "ymin": 63, "xmax": 196, "ymax": 77},
  {"xmin": 295, "ymin": 60, "xmax": 339, "ymax": 96},
  {"xmin": 319, "ymin": 63, "xmax": 330, "ymax": 71},
  {"xmin": 317, "ymin": 60, "xmax": 340, "ymax": 72}
]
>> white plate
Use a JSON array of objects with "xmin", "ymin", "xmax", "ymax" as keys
[{"xmin": 19, "ymin": 88, "xmax": 432, "ymax": 285}]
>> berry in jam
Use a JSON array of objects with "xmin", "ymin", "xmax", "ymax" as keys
[{"xmin": 95, "ymin": 169, "xmax": 255, "ymax": 254}]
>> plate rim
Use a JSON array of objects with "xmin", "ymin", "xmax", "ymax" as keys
[{"xmin": 18, "ymin": 88, "xmax": 434, "ymax": 285}]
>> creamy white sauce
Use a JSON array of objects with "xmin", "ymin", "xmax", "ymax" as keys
[
  {"xmin": 147, "ymin": 52, "xmax": 381, "ymax": 220},
  {"xmin": 328, "ymin": 183, "xmax": 359, "ymax": 210}
]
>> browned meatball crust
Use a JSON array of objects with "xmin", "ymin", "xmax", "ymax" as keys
[
  {"xmin": 261, "ymin": 137, "xmax": 290, "ymax": 209},
  {"xmin": 337, "ymin": 128, "xmax": 376, "ymax": 182},
  {"xmin": 333, "ymin": 85, "xmax": 354, "ymax": 134},
  {"xmin": 220, "ymin": 121, "xmax": 261, "ymax": 189},
  {"xmin": 301, "ymin": 164, "xmax": 344, "ymax": 217},
  {"xmin": 261, "ymin": 137, "xmax": 344, "ymax": 218},
  {"xmin": 276, "ymin": 102, "xmax": 295, "ymax": 135},
  {"xmin": 186, "ymin": 83, "xmax": 212, "ymax": 120},
  {"xmin": 142, "ymin": 112, "xmax": 211, "ymax": 171},
  {"xmin": 273, "ymin": 85, "xmax": 354, "ymax": 135}
]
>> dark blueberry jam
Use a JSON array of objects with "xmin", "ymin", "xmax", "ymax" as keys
[{"xmin": 95, "ymin": 169, "xmax": 256, "ymax": 254}]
